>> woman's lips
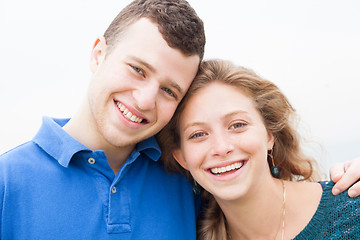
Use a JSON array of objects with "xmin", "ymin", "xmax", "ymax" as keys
[{"xmin": 210, "ymin": 161, "xmax": 245, "ymax": 175}]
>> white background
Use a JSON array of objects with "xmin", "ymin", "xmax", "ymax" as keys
[{"xmin": 1, "ymin": 0, "xmax": 359, "ymax": 176}]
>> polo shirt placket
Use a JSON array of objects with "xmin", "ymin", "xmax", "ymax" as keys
[{"xmin": 84, "ymin": 150, "xmax": 134, "ymax": 234}]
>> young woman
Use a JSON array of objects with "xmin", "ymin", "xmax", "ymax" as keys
[{"xmin": 157, "ymin": 59, "xmax": 360, "ymax": 240}]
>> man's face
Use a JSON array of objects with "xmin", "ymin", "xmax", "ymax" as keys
[{"xmin": 87, "ymin": 18, "xmax": 200, "ymax": 150}]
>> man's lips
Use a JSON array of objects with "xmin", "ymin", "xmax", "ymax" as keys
[
  {"xmin": 210, "ymin": 161, "xmax": 245, "ymax": 175},
  {"xmin": 115, "ymin": 101, "xmax": 147, "ymax": 123}
]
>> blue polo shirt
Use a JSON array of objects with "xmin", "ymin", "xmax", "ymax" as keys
[{"xmin": 0, "ymin": 117, "xmax": 197, "ymax": 239}]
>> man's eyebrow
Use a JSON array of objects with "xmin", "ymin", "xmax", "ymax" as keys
[
  {"xmin": 128, "ymin": 55, "xmax": 184, "ymax": 96},
  {"xmin": 168, "ymin": 81, "xmax": 184, "ymax": 96},
  {"xmin": 128, "ymin": 56, "xmax": 156, "ymax": 72}
]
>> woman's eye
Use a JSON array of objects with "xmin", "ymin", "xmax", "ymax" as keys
[
  {"xmin": 230, "ymin": 122, "xmax": 246, "ymax": 129},
  {"xmin": 131, "ymin": 65, "xmax": 145, "ymax": 76},
  {"xmin": 161, "ymin": 87, "xmax": 177, "ymax": 99},
  {"xmin": 189, "ymin": 132, "xmax": 206, "ymax": 139}
]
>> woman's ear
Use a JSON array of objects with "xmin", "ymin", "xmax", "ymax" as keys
[
  {"xmin": 267, "ymin": 131, "xmax": 275, "ymax": 150},
  {"xmin": 90, "ymin": 36, "xmax": 107, "ymax": 73},
  {"xmin": 172, "ymin": 149, "xmax": 189, "ymax": 170}
]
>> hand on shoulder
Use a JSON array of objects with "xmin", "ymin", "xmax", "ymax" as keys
[{"xmin": 330, "ymin": 157, "xmax": 360, "ymax": 197}]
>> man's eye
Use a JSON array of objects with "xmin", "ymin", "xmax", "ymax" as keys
[
  {"xmin": 189, "ymin": 132, "xmax": 206, "ymax": 139},
  {"xmin": 162, "ymin": 87, "xmax": 177, "ymax": 99},
  {"xmin": 131, "ymin": 65, "xmax": 145, "ymax": 76}
]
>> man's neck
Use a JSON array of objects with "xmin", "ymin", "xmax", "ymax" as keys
[{"xmin": 63, "ymin": 105, "xmax": 135, "ymax": 175}]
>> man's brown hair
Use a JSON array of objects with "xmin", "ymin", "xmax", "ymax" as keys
[{"xmin": 104, "ymin": 0, "xmax": 205, "ymax": 59}]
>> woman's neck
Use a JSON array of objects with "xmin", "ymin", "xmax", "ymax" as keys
[
  {"xmin": 219, "ymin": 178, "xmax": 285, "ymax": 240},
  {"xmin": 217, "ymin": 179, "xmax": 322, "ymax": 240}
]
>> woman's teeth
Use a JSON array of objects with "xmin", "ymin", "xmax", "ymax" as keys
[
  {"xmin": 210, "ymin": 161, "xmax": 244, "ymax": 175},
  {"xmin": 116, "ymin": 102, "xmax": 143, "ymax": 123}
]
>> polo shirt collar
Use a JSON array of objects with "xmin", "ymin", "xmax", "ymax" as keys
[
  {"xmin": 33, "ymin": 116, "xmax": 90, "ymax": 168},
  {"xmin": 33, "ymin": 117, "xmax": 162, "ymax": 167},
  {"xmin": 135, "ymin": 136, "xmax": 161, "ymax": 162}
]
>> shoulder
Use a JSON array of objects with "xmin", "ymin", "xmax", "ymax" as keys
[
  {"xmin": 318, "ymin": 181, "xmax": 360, "ymax": 237},
  {"xmin": 0, "ymin": 142, "xmax": 40, "ymax": 213},
  {"xmin": 294, "ymin": 181, "xmax": 360, "ymax": 239},
  {"xmin": 318, "ymin": 181, "xmax": 360, "ymax": 213},
  {"xmin": 0, "ymin": 141, "xmax": 40, "ymax": 166},
  {"xmin": 322, "ymin": 181, "xmax": 360, "ymax": 204},
  {"xmin": 0, "ymin": 140, "xmax": 55, "ymax": 187}
]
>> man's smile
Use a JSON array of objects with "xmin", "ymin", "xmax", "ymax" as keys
[{"xmin": 116, "ymin": 101, "xmax": 145, "ymax": 123}]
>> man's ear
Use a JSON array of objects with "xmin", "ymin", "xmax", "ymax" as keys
[
  {"xmin": 172, "ymin": 149, "xmax": 189, "ymax": 170},
  {"xmin": 90, "ymin": 36, "xmax": 107, "ymax": 73}
]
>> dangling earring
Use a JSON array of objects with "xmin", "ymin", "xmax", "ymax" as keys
[
  {"xmin": 269, "ymin": 148, "xmax": 280, "ymax": 177},
  {"xmin": 193, "ymin": 180, "xmax": 202, "ymax": 195}
]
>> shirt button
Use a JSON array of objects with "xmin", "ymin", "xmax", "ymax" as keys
[
  {"xmin": 112, "ymin": 186, "xmax": 117, "ymax": 194},
  {"xmin": 88, "ymin": 158, "xmax": 96, "ymax": 164}
]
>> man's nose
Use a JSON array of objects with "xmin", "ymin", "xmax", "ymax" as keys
[{"xmin": 133, "ymin": 83, "xmax": 159, "ymax": 110}]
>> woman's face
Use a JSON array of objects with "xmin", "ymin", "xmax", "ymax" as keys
[{"xmin": 173, "ymin": 82, "xmax": 274, "ymax": 201}]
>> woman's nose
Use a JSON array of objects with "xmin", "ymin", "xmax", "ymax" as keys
[{"xmin": 210, "ymin": 133, "xmax": 234, "ymax": 157}]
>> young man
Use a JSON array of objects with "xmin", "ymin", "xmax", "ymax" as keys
[{"xmin": 0, "ymin": 0, "xmax": 205, "ymax": 239}]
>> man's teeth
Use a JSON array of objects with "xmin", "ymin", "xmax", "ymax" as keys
[
  {"xmin": 116, "ymin": 102, "xmax": 143, "ymax": 123},
  {"xmin": 211, "ymin": 162, "xmax": 244, "ymax": 175}
]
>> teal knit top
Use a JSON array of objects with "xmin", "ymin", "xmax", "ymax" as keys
[{"xmin": 294, "ymin": 181, "xmax": 360, "ymax": 239}]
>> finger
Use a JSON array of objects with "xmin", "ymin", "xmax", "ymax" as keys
[
  {"xmin": 348, "ymin": 182, "xmax": 360, "ymax": 198},
  {"xmin": 332, "ymin": 166, "xmax": 360, "ymax": 196},
  {"xmin": 329, "ymin": 162, "xmax": 346, "ymax": 183}
]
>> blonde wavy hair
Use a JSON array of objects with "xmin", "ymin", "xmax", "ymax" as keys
[{"xmin": 156, "ymin": 59, "xmax": 320, "ymax": 240}]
